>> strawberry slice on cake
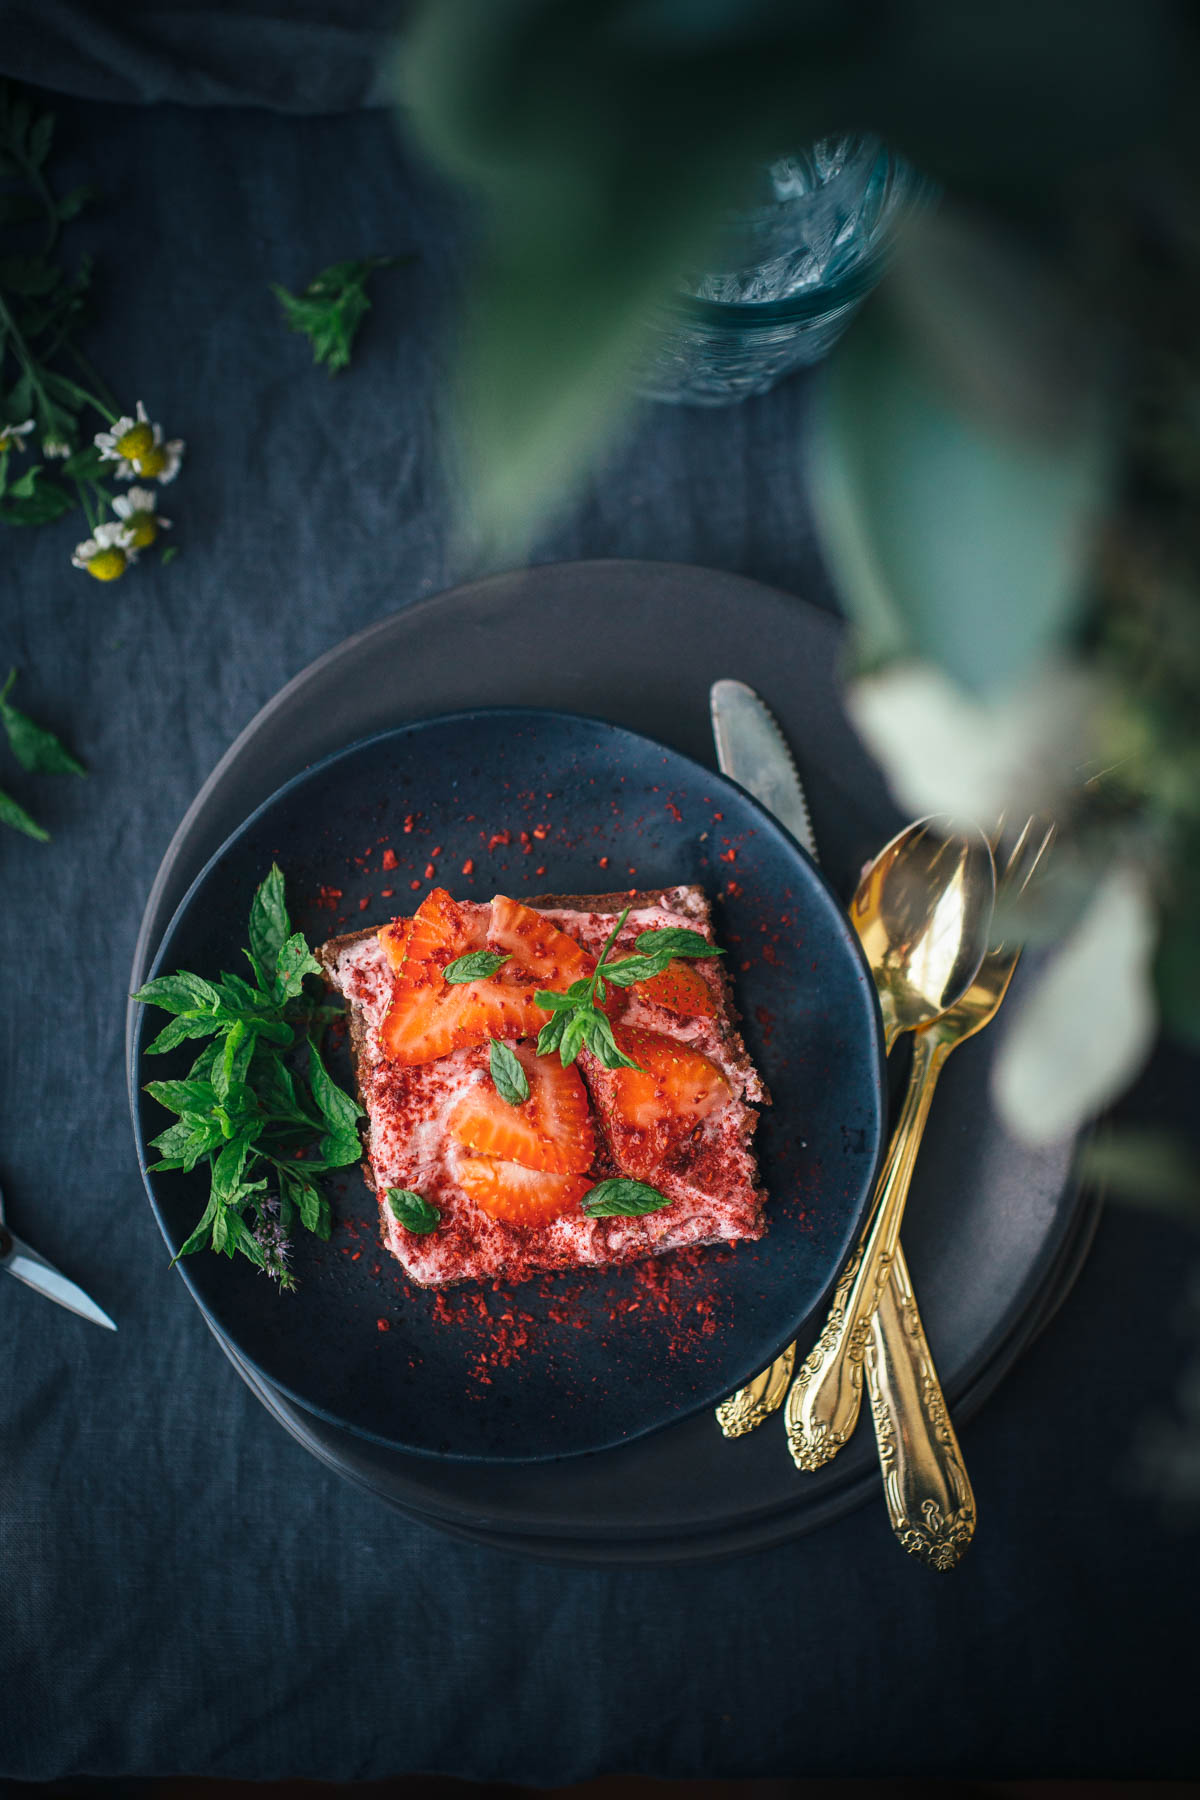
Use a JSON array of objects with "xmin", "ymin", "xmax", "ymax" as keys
[{"xmin": 318, "ymin": 885, "xmax": 768, "ymax": 1288}]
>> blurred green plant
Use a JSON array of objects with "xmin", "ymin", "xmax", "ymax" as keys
[{"xmin": 397, "ymin": 0, "xmax": 1200, "ymax": 1169}]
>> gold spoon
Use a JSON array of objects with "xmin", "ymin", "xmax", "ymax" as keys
[{"xmin": 782, "ymin": 818, "xmax": 996, "ymax": 1471}]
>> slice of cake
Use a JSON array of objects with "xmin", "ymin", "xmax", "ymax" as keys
[{"xmin": 317, "ymin": 885, "xmax": 768, "ymax": 1288}]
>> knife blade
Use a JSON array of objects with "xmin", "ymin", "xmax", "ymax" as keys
[
  {"xmin": 709, "ymin": 679, "xmax": 817, "ymax": 860},
  {"xmin": 0, "ymin": 1208, "xmax": 117, "ymax": 1332}
]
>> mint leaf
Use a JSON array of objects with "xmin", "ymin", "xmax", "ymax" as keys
[
  {"xmin": 271, "ymin": 256, "xmax": 398, "ymax": 375},
  {"xmin": 597, "ymin": 953, "xmax": 670, "ymax": 988},
  {"xmin": 581, "ymin": 1178, "xmax": 673, "ymax": 1217},
  {"xmin": 276, "ymin": 931, "xmax": 321, "ymax": 999},
  {"xmin": 308, "ymin": 1041, "xmax": 362, "ymax": 1135},
  {"xmin": 319, "ymin": 1130, "xmax": 363, "ymax": 1169},
  {"xmin": 132, "ymin": 971, "xmax": 223, "ymax": 1016},
  {"xmin": 248, "ymin": 863, "xmax": 290, "ymax": 977},
  {"xmin": 144, "ymin": 1078, "xmax": 218, "ymax": 1116},
  {"xmin": 281, "ymin": 1165, "xmax": 323, "ymax": 1233},
  {"xmin": 171, "ymin": 1192, "xmax": 219, "ymax": 1263},
  {"xmin": 215, "ymin": 971, "xmax": 266, "ymax": 1013},
  {"xmin": 489, "ymin": 1038, "xmax": 530, "ymax": 1106},
  {"xmin": 585, "ymin": 1010, "xmax": 641, "ymax": 1071},
  {"xmin": 386, "ymin": 1187, "xmax": 441, "ymax": 1234},
  {"xmin": 633, "ymin": 928, "xmax": 723, "ymax": 959},
  {"xmin": 210, "ymin": 1136, "xmax": 251, "ymax": 1207},
  {"xmin": 559, "ymin": 1009, "xmax": 591, "ymax": 1068},
  {"xmin": 0, "ymin": 670, "xmax": 86, "ymax": 775},
  {"xmin": 144, "ymin": 1013, "xmax": 224, "ymax": 1055},
  {"xmin": 0, "ymin": 786, "xmax": 49, "ymax": 840},
  {"xmin": 536, "ymin": 1010, "xmax": 569, "ymax": 1057},
  {"xmin": 445, "ymin": 950, "xmax": 510, "ymax": 983}
]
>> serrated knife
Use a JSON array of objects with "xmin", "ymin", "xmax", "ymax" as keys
[
  {"xmin": 1, "ymin": 1182, "xmax": 117, "ymax": 1330},
  {"xmin": 709, "ymin": 680, "xmax": 817, "ymax": 860},
  {"xmin": 709, "ymin": 679, "xmax": 813, "ymax": 1434}
]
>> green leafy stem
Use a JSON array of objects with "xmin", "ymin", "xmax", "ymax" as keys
[{"xmin": 135, "ymin": 864, "xmax": 362, "ymax": 1288}]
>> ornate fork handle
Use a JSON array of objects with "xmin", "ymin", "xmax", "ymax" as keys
[
  {"xmin": 717, "ymin": 1097, "xmax": 907, "ymax": 1439},
  {"xmin": 865, "ymin": 1246, "xmax": 976, "ymax": 1569},
  {"xmin": 714, "ymin": 1343, "xmax": 795, "ymax": 1436},
  {"xmin": 785, "ymin": 1026, "xmax": 946, "ymax": 1470}
]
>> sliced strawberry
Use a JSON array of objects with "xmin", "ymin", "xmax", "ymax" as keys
[
  {"xmin": 634, "ymin": 959, "xmax": 717, "ymax": 1018},
  {"xmin": 448, "ymin": 1044, "xmax": 595, "ymax": 1173},
  {"xmin": 589, "ymin": 1024, "xmax": 731, "ymax": 1177},
  {"xmin": 377, "ymin": 916, "xmax": 412, "ymax": 974},
  {"xmin": 381, "ymin": 890, "xmax": 598, "ymax": 1064},
  {"xmin": 449, "ymin": 893, "xmax": 596, "ymax": 1044},
  {"xmin": 381, "ymin": 889, "xmax": 489, "ymax": 1064},
  {"xmin": 488, "ymin": 894, "xmax": 593, "ymax": 989},
  {"xmin": 457, "ymin": 1155, "xmax": 592, "ymax": 1227},
  {"xmin": 404, "ymin": 887, "xmax": 489, "ymax": 970}
]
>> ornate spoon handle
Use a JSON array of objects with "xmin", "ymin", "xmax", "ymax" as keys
[
  {"xmin": 864, "ymin": 1242, "xmax": 976, "ymax": 1569},
  {"xmin": 785, "ymin": 1027, "xmax": 945, "ymax": 1470}
]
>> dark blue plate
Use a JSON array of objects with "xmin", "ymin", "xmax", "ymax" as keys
[{"xmin": 133, "ymin": 708, "xmax": 885, "ymax": 1462}]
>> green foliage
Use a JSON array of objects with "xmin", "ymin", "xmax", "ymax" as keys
[
  {"xmin": 0, "ymin": 80, "xmax": 117, "ymax": 530},
  {"xmin": 809, "ymin": 218, "xmax": 1111, "ymax": 695},
  {"xmin": 136, "ymin": 864, "xmax": 361, "ymax": 1287},
  {"xmin": 270, "ymin": 258, "xmax": 400, "ymax": 374},
  {"xmin": 535, "ymin": 913, "xmax": 722, "ymax": 1067},
  {"xmin": 0, "ymin": 667, "xmax": 86, "ymax": 838},
  {"xmin": 0, "ymin": 666, "xmax": 85, "ymax": 773},
  {"xmin": 398, "ymin": 0, "xmax": 1185, "ymax": 549}
]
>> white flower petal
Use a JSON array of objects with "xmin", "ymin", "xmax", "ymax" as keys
[
  {"xmin": 992, "ymin": 864, "xmax": 1158, "ymax": 1146},
  {"xmin": 112, "ymin": 486, "xmax": 158, "ymax": 520},
  {"xmin": 154, "ymin": 439, "xmax": 185, "ymax": 484},
  {"xmin": 846, "ymin": 660, "xmax": 1106, "ymax": 822}
]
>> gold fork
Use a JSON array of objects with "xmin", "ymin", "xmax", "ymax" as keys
[
  {"xmin": 791, "ymin": 816, "xmax": 1056, "ymax": 1564},
  {"xmin": 715, "ymin": 819, "xmax": 1055, "ymax": 1446}
]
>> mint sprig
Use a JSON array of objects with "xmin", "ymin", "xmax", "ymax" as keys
[
  {"xmin": 534, "ymin": 910, "xmax": 723, "ymax": 1070},
  {"xmin": 445, "ymin": 950, "xmax": 510, "ymax": 983},
  {"xmin": 387, "ymin": 1187, "xmax": 441, "ymax": 1235},
  {"xmin": 581, "ymin": 1177, "xmax": 673, "ymax": 1218},
  {"xmin": 136, "ymin": 862, "xmax": 361, "ymax": 1289}
]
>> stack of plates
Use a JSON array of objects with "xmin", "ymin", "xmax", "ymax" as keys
[{"xmin": 126, "ymin": 563, "xmax": 1094, "ymax": 1565}]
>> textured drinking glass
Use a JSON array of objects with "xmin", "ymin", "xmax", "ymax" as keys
[{"xmin": 636, "ymin": 135, "xmax": 932, "ymax": 406}]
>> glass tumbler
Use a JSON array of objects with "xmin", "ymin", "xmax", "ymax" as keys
[{"xmin": 635, "ymin": 134, "xmax": 933, "ymax": 406}]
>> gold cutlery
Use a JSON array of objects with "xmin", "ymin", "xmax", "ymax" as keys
[
  {"xmin": 859, "ymin": 817, "xmax": 1056, "ymax": 1567},
  {"xmin": 783, "ymin": 819, "xmax": 995, "ymax": 1470},
  {"xmin": 719, "ymin": 817, "xmax": 994, "ymax": 1438}
]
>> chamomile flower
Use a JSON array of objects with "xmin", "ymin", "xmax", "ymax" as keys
[
  {"xmin": 94, "ymin": 400, "xmax": 185, "ymax": 484},
  {"xmin": 42, "ymin": 439, "xmax": 72, "ymax": 459},
  {"xmin": 0, "ymin": 418, "xmax": 35, "ymax": 454},
  {"xmin": 112, "ymin": 485, "xmax": 172, "ymax": 548},
  {"xmin": 71, "ymin": 519, "xmax": 138, "ymax": 582}
]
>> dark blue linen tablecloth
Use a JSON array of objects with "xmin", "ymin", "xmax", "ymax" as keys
[{"xmin": 1, "ymin": 90, "xmax": 1198, "ymax": 1783}]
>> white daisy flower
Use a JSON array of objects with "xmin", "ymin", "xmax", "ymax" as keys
[
  {"xmin": 0, "ymin": 418, "xmax": 35, "ymax": 454},
  {"xmin": 112, "ymin": 485, "xmax": 172, "ymax": 548},
  {"xmin": 71, "ymin": 519, "xmax": 138, "ymax": 582},
  {"xmin": 42, "ymin": 439, "xmax": 72, "ymax": 459},
  {"xmin": 94, "ymin": 400, "xmax": 185, "ymax": 483}
]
